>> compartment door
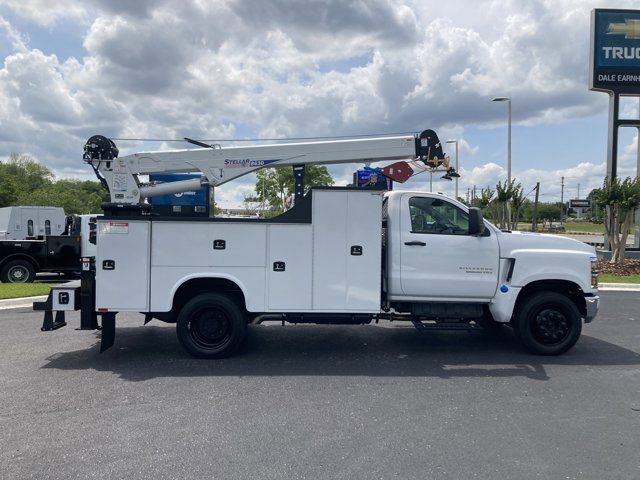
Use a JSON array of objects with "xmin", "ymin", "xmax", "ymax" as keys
[
  {"xmin": 96, "ymin": 220, "xmax": 150, "ymax": 311},
  {"xmin": 267, "ymin": 225, "xmax": 312, "ymax": 310}
]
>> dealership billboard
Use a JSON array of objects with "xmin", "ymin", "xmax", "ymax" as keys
[
  {"xmin": 590, "ymin": 9, "xmax": 640, "ymax": 93},
  {"xmin": 569, "ymin": 199, "xmax": 592, "ymax": 209}
]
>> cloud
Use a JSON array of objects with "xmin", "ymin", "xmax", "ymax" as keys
[
  {"xmin": 0, "ymin": 0, "xmax": 86, "ymax": 26},
  {"xmin": 0, "ymin": 0, "xmax": 638, "ymax": 207},
  {"xmin": 0, "ymin": 16, "xmax": 28, "ymax": 52}
]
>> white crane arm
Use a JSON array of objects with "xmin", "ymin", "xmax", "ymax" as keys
[{"xmin": 83, "ymin": 130, "xmax": 444, "ymax": 208}]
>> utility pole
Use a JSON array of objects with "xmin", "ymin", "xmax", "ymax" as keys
[
  {"xmin": 532, "ymin": 182, "xmax": 540, "ymax": 232},
  {"xmin": 473, "ymin": 185, "xmax": 477, "ymax": 206},
  {"xmin": 577, "ymin": 183, "xmax": 581, "ymax": 220},
  {"xmin": 560, "ymin": 176, "xmax": 565, "ymax": 224}
]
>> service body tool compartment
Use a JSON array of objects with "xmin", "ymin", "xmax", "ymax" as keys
[
  {"xmin": 149, "ymin": 222, "xmax": 268, "ymax": 312},
  {"xmin": 312, "ymin": 190, "xmax": 382, "ymax": 312},
  {"xmin": 52, "ymin": 280, "xmax": 81, "ymax": 311},
  {"xmin": 96, "ymin": 220, "xmax": 150, "ymax": 311},
  {"xmin": 267, "ymin": 225, "xmax": 312, "ymax": 310}
]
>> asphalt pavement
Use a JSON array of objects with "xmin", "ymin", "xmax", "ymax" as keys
[{"xmin": 1, "ymin": 292, "xmax": 639, "ymax": 479}]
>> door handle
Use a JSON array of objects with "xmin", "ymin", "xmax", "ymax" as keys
[{"xmin": 404, "ymin": 241, "xmax": 426, "ymax": 246}]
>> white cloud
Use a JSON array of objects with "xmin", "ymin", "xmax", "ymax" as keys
[
  {"xmin": 0, "ymin": 0, "xmax": 638, "ymax": 207},
  {"xmin": 0, "ymin": 0, "xmax": 86, "ymax": 26}
]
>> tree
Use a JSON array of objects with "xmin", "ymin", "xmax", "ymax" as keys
[
  {"xmin": 253, "ymin": 165, "xmax": 334, "ymax": 216},
  {"xmin": 0, "ymin": 175, "xmax": 19, "ymax": 207},
  {"xmin": 510, "ymin": 182, "xmax": 525, "ymax": 228},
  {"xmin": 518, "ymin": 199, "xmax": 534, "ymax": 223},
  {"xmin": 587, "ymin": 188, "xmax": 604, "ymax": 223},
  {"xmin": 537, "ymin": 203, "xmax": 562, "ymax": 224},
  {"xmin": 592, "ymin": 176, "xmax": 640, "ymax": 264},
  {"xmin": 486, "ymin": 179, "xmax": 520, "ymax": 230},
  {"xmin": 475, "ymin": 188, "xmax": 495, "ymax": 209},
  {"xmin": 0, "ymin": 154, "xmax": 54, "ymax": 206},
  {"xmin": 0, "ymin": 153, "xmax": 108, "ymax": 214},
  {"xmin": 18, "ymin": 180, "xmax": 107, "ymax": 214}
]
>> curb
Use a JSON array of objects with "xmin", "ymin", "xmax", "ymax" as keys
[
  {"xmin": 0, "ymin": 295, "xmax": 47, "ymax": 310},
  {"xmin": 598, "ymin": 283, "xmax": 640, "ymax": 292}
]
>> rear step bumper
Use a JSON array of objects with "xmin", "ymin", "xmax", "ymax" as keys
[{"xmin": 34, "ymin": 262, "xmax": 115, "ymax": 352}]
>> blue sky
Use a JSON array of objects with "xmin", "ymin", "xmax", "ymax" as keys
[{"xmin": 0, "ymin": 0, "xmax": 638, "ymax": 207}]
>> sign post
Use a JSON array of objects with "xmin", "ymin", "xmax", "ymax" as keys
[{"xmin": 589, "ymin": 9, "xmax": 640, "ymax": 248}]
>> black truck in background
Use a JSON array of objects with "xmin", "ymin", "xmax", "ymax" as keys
[{"xmin": 0, "ymin": 215, "xmax": 96, "ymax": 283}]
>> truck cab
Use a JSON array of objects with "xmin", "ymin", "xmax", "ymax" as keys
[{"xmin": 384, "ymin": 191, "xmax": 598, "ymax": 354}]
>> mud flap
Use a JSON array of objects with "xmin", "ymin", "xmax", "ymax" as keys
[{"xmin": 100, "ymin": 312, "xmax": 116, "ymax": 353}]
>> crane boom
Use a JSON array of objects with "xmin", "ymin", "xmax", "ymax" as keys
[{"xmin": 83, "ymin": 129, "xmax": 444, "ymax": 209}]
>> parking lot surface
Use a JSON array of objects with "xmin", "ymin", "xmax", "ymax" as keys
[{"xmin": 1, "ymin": 291, "xmax": 639, "ymax": 479}]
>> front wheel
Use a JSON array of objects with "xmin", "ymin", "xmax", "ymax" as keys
[
  {"xmin": 176, "ymin": 293, "xmax": 247, "ymax": 358},
  {"xmin": 514, "ymin": 292, "xmax": 582, "ymax": 355}
]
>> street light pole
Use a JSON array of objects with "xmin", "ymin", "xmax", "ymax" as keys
[
  {"xmin": 446, "ymin": 139, "xmax": 459, "ymax": 200},
  {"xmin": 492, "ymin": 97, "xmax": 512, "ymax": 186}
]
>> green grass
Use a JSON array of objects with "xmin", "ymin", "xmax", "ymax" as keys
[
  {"xmin": 0, "ymin": 283, "xmax": 54, "ymax": 300},
  {"xmin": 563, "ymin": 222, "xmax": 605, "ymax": 233},
  {"xmin": 599, "ymin": 274, "xmax": 640, "ymax": 284}
]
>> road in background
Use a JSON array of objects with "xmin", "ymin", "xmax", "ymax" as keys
[
  {"xmin": 559, "ymin": 233, "xmax": 634, "ymax": 247},
  {"xmin": 1, "ymin": 292, "xmax": 639, "ymax": 479}
]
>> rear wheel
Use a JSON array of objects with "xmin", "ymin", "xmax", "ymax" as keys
[
  {"xmin": 176, "ymin": 293, "xmax": 246, "ymax": 358},
  {"xmin": 0, "ymin": 260, "xmax": 36, "ymax": 283},
  {"xmin": 514, "ymin": 292, "xmax": 582, "ymax": 355}
]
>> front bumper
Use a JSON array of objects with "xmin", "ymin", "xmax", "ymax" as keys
[{"xmin": 584, "ymin": 294, "xmax": 599, "ymax": 323}]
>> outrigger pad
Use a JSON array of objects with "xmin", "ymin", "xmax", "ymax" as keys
[
  {"xmin": 100, "ymin": 313, "xmax": 116, "ymax": 353},
  {"xmin": 41, "ymin": 311, "xmax": 67, "ymax": 331},
  {"xmin": 380, "ymin": 161, "xmax": 414, "ymax": 183}
]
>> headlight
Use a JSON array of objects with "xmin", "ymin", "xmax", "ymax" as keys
[{"xmin": 590, "ymin": 257, "xmax": 599, "ymax": 288}]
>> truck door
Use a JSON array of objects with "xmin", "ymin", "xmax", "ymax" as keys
[{"xmin": 400, "ymin": 194, "xmax": 499, "ymax": 300}]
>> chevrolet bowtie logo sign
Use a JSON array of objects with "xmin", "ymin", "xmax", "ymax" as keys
[
  {"xmin": 590, "ymin": 9, "xmax": 640, "ymax": 94},
  {"xmin": 607, "ymin": 19, "xmax": 640, "ymax": 40}
]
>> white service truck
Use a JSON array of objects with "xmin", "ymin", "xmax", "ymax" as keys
[
  {"xmin": 35, "ymin": 130, "xmax": 599, "ymax": 357},
  {"xmin": 0, "ymin": 206, "xmax": 65, "ymax": 240}
]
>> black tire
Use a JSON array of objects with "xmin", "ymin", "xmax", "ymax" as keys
[
  {"xmin": 514, "ymin": 291, "xmax": 582, "ymax": 355},
  {"xmin": 0, "ymin": 260, "xmax": 36, "ymax": 283},
  {"xmin": 176, "ymin": 293, "xmax": 247, "ymax": 359}
]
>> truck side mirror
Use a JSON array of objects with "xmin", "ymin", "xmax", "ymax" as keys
[{"xmin": 468, "ymin": 207, "xmax": 485, "ymax": 236}]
